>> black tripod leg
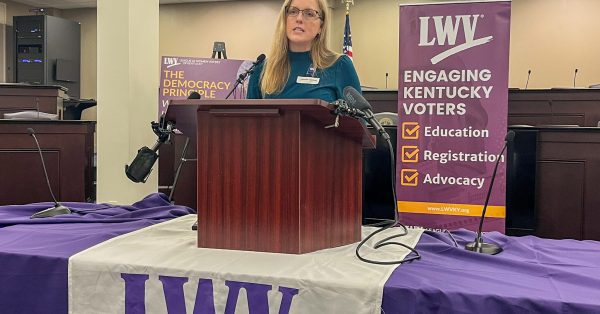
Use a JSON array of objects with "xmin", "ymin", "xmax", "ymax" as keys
[
  {"xmin": 169, "ymin": 137, "xmax": 191, "ymax": 204},
  {"xmin": 167, "ymin": 137, "xmax": 198, "ymax": 231}
]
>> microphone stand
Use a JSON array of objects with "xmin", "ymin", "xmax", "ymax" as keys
[
  {"xmin": 27, "ymin": 128, "xmax": 72, "ymax": 219},
  {"xmin": 385, "ymin": 73, "xmax": 389, "ymax": 89},
  {"xmin": 465, "ymin": 131, "xmax": 515, "ymax": 254},
  {"xmin": 31, "ymin": 203, "xmax": 71, "ymax": 219},
  {"xmin": 225, "ymin": 72, "xmax": 251, "ymax": 100},
  {"xmin": 225, "ymin": 54, "xmax": 265, "ymax": 99}
]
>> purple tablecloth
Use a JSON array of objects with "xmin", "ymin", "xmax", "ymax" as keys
[
  {"xmin": 2, "ymin": 196, "xmax": 599, "ymax": 313},
  {"xmin": 383, "ymin": 230, "xmax": 600, "ymax": 313},
  {"xmin": 0, "ymin": 193, "xmax": 194, "ymax": 313}
]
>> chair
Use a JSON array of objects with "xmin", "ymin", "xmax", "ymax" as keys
[{"xmin": 373, "ymin": 112, "xmax": 398, "ymax": 126}]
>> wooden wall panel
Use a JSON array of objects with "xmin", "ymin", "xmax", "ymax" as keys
[
  {"xmin": 0, "ymin": 150, "xmax": 60, "ymax": 205},
  {"xmin": 535, "ymin": 161, "xmax": 584, "ymax": 239},
  {"xmin": 0, "ymin": 121, "xmax": 95, "ymax": 205},
  {"xmin": 536, "ymin": 130, "xmax": 600, "ymax": 240}
]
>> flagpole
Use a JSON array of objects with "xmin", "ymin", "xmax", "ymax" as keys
[
  {"xmin": 342, "ymin": 0, "xmax": 354, "ymax": 61},
  {"xmin": 342, "ymin": 0, "xmax": 354, "ymax": 14}
]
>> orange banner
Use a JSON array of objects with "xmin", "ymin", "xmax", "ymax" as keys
[{"xmin": 398, "ymin": 201, "xmax": 505, "ymax": 218}]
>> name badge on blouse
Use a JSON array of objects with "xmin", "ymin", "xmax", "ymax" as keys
[{"xmin": 296, "ymin": 76, "xmax": 320, "ymax": 85}]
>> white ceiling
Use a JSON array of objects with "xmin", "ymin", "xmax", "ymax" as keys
[{"xmin": 8, "ymin": 0, "xmax": 236, "ymax": 10}]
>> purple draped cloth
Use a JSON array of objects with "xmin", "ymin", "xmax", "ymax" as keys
[
  {"xmin": 383, "ymin": 230, "xmax": 600, "ymax": 313},
  {"xmin": 2, "ymin": 195, "xmax": 599, "ymax": 313},
  {"xmin": 0, "ymin": 193, "xmax": 194, "ymax": 314}
]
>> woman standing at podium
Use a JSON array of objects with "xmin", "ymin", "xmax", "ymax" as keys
[{"xmin": 247, "ymin": 0, "xmax": 361, "ymax": 102}]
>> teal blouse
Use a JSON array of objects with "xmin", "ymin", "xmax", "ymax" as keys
[{"xmin": 246, "ymin": 51, "xmax": 361, "ymax": 102}]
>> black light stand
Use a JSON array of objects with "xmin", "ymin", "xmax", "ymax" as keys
[
  {"xmin": 125, "ymin": 119, "xmax": 174, "ymax": 183},
  {"xmin": 211, "ymin": 41, "xmax": 227, "ymax": 59},
  {"xmin": 168, "ymin": 137, "xmax": 196, "ymax": 204}
]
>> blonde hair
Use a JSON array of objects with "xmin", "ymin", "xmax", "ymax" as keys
[{"xmin": 260, "ymin": 0, "xmax": 340, "ymax": 96}]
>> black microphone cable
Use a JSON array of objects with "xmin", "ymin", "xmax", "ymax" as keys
[
  {"xmin": 341, "ymin": 87, "xmax": 421, "ymax": 265},
  {"xmin": 354, "ymin": 132, "xmax": 421, "ymax": 265}
]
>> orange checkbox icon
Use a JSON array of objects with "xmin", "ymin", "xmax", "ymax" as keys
[
  {"xmin": 402, "ymin": 146, "xmax": 419, "ymax": 163},
  {"xmin": 400, "ymin": 169, "xmax": 419, "ymax": 186},
  {"xmin": 402, "ymin": 122, "xmax": 420, "ymax": 140}
]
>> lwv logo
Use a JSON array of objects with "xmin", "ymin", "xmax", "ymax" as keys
[
  {"xmin": 164, "ymin": 57, "xmax": 181, "ymax": 68},
  {"xmin": 121, "ymin": 273, "xmax": 299, "ymax": 314},
  {"xmin": 418, "ymin": 15, "xmax": 493, "ymax": 64}
]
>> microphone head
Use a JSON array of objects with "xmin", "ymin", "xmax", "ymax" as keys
[
  {"xmin": 505, "ymin": 130, "xmax": 516, "ymax": 142},
  {"xmin": 527, "ymin": 69, "xmax": 531, "ymax": 74},
  {"xmin": 26, "ymin": 127, "xmax": 35, "ymax": 135},
  {"xmin": 343, "ymin": 86, "xmax": 372, "ymax": 111},
  {"xmin": 575, "ymin": 68, "xmax": 579, "ymax": 73},
  {"xmin": 187, "ymin": 91, "xmax": 201, "ymax": 99},
  {"xmin": 255, "ymin": 54, "xmax": 266, "ymax": 64}
]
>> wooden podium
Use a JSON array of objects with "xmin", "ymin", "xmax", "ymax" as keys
[{"xmin": 167, "ymin": 99, "xmax": 375, "ymax": 253}]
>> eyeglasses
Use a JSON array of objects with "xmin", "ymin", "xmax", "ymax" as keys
[{"xmin": 286, "ymin": 6, "xmax": 322, "ymax": 21}]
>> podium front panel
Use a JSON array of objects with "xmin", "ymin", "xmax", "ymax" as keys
[{"xmin": 195, "ymin": 107, "xmax": 362, "ymax": 253}]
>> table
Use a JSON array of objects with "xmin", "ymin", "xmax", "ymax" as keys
[
  {"xmin": 0, "ymin": 193, "xmax": 194, "ymax": 313},
  {"xmin": 1, "ymin": 195, "xmax": 599, "ymax": 313},
  {"xmin": 383, "ymin": 230, "xmax": 600, "ymax": 313}
]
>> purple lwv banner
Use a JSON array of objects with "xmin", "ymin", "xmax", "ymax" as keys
[
  {"xmin": 159, "ymin": 56, "xmax": 252, "ymax": 115},
  {"xmin": 397, "ymin": 1, "xmax": 511, "ymax": 232}
]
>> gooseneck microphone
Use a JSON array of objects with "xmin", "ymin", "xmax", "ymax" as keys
[
  {"xmin": 573, "ymin": 68, "xmax": 579, "ymax": 88},
  {"xmin": 339, "ymin": 86, "xmax": 421, "ymax": 265},
  {"xmin": 225, "ymin": 53, "xmax": 266, "ymax": 99},
  {"xmin": 330, "ymin": 99, "xmax": 367, "ymax": 119},
  {"xmin": 525, "ymin": 69, "xmax": 531, "ymax": 89},
  {"xmin": 27, "ymin": 128, "xmax": 72, "ymax": 219},
  {"xmin": 465, "ymin": 130, "xmax": 516, "ymax": 254},
  {"xmin": 385, "ymin": 72, "xmax": 389, "ymax": 89},
  {"xmin": 343, "ymin": 86, "xmax": 390, "ymax": 140}
]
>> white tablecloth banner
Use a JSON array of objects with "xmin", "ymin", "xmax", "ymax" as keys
[{"xmin": 69, "ymin": 215, "xmax": 423, "ymax": 314}]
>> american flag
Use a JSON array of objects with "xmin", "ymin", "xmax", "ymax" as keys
[{"xmin": 343, "ymin": 12, "xmax": 353, "ymax": 60}]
